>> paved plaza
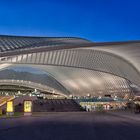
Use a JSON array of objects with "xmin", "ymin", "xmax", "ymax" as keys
[{"xmin": 0, "ymin": 111, "xmax": 140, "ymax": 140}]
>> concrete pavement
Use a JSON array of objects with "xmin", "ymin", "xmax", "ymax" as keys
[{"xmin": 0, "ymin": 112, "xmax": 140, "ymax": 140}]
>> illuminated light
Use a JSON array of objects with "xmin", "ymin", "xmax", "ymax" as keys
[
  {"xmin": 87, "ymin": 94, "xmax": 90, "ymax": 97},
  {"xmin": 98, "ymin": 96, "xmax": 102, "ymax": 99},
  {"xmin": 7, "ymin": 101, "xmax": 14, "ymax": 113},
  {"xmin": 24, "ymin": 101, "xmax": 32, "ymax": 113},
  {"xmin": 69, "ymin": 94, "xmax": 73, "ymax": 98},
  {"xmin": 0, "ymin": 109, "xmax": 2, "ymax": 115}
]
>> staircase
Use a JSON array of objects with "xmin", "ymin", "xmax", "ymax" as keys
[
  {"xmin": 15, "ymin": 99, "xmax": 85, "ymax": 112},
  {"xmin": 33, "ymin": 99, "xmax": 85, "ymax": 112}
]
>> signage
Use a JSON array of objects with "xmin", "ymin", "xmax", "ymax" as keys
[
  {"xmin": 0, "ymin": 109, "xmax": 2, "ymax": 115},
  {"xmin": 7, "ymin": 101, "xmax": 14, "ymax": 113},
  {"xmin": 24, "ymin": 101, "xmax": 32, "ymax": 113}
]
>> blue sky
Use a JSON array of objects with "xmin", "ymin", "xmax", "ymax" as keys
[{"xmin": 0, "ymin": 0, "xmax": 140, "ymax": 42}]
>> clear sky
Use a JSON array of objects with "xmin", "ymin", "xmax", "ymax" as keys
[{"xmin": 0, "ymin": 0, "xmax": 140, "ymax": 42}]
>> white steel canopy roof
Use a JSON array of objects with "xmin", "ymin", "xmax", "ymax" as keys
[{"xmin": 0, "ymin": 35, "xmax": 140, "ymax": 96}]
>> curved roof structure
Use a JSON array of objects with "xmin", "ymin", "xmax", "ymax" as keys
[{"xmin": 0, "ymin": 35, "xmax": 140, "ymax": 96}]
